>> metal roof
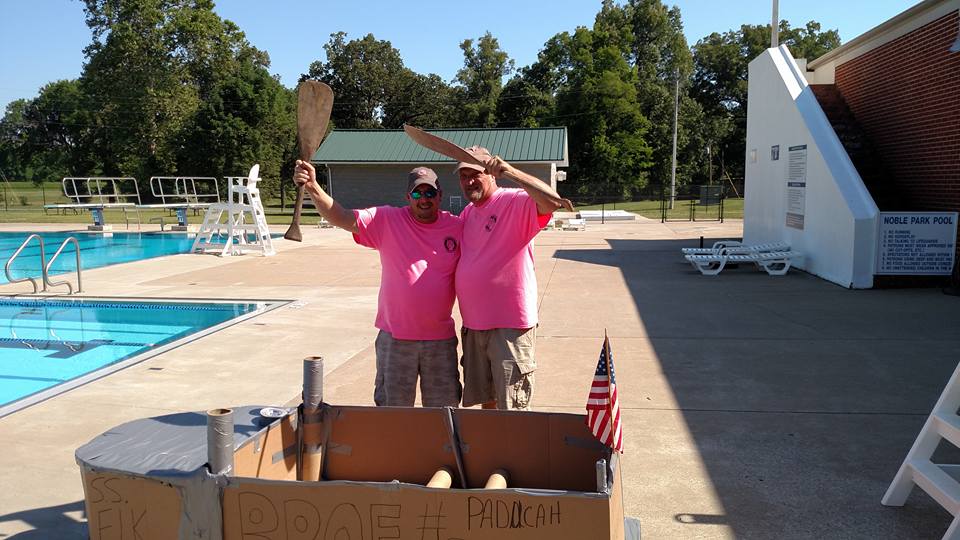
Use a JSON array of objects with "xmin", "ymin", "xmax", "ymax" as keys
[{"xmin": 312, "ymin": 127, "xmax": 568, "ymax": 165}]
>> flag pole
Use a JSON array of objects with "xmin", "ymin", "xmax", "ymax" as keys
[{"xmin": 603, "ymin": 330, "xmax": 613, "ymax": 402}]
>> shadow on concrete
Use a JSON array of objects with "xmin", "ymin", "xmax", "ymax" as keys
[
  {"xmin": 554, "ymin": 237, "xmax": 960, "ymax": 538},
  {"xmin": 0, "ymin": 500, "xmax": 86, "ymax": 539}
]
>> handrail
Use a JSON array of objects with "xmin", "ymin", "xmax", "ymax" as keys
[
  {"xmin": 44, "ymin": 237, "xmax": 82, "ymax": 294},
  {"xmin": 4, "ymin": 234, "xmax": 47, "ymax": 293}
]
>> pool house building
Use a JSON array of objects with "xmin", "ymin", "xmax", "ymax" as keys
[{"xmin": 310, "ymin": 127, "xmax": 568, "ymax": 213}]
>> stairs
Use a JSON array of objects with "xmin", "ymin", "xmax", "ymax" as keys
[{"xmin": 810, "ymin": 84, "xmax": 902, "ymax": 210}]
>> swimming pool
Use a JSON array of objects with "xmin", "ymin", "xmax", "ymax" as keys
[
  {"xmin": 0, "ymin": 231, "xmax": 196, "ymax": 285},
  {"xmin": 0, "ymin": 297, "xmax": 280, "ymax": 417}
]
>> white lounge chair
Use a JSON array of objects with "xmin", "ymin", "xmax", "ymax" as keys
[
  {"xmin": 562, "ymin": 218, "xmax": 586, "ymax": 231},
  {"xmin": 686, "ymin": 249, "xmax": 801, "ymax": 276},
  {"xmin": 681, "ymin": 241, "xmax": 788, "ymax": 256}
]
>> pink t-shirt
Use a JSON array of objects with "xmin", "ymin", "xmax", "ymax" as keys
[
  {"xmin": 353, "ymin": 206, "xmax": 462, "ymax": 340},
  {"xmin": 455, "ymin": 188, "xmax": 552, "ymax": 330}
]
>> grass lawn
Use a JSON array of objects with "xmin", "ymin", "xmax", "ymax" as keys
[{"xmin": 575, "ymin": 197, "xmax": 743, "ymax": 220}]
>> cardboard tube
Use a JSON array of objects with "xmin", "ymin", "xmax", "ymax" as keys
[
  {"xmin": 484, "ymin": 469, "xmax": 509, "ymax": 489},
  {"xmin": 206, "ymin": 408, "xmax": 234, "ymax": 475},
  {"xmin": 300, "ymin": 356, "xmax": 324, "ymax": 481},
  {"xmin": 303, "ymin": 356, "xmax": 324, "ymax": 410},
  {"xmin": 426, "ymin": 467, "xmax": 453, "ymax": 489}
]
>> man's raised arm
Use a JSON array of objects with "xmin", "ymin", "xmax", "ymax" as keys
[
  {"xmin": 485, "ymin": 157, "xmax": 574, "ymax": 214},
  {"xmin": 293, "ymin": 160, "xmax": 359, "ymax": 234}
]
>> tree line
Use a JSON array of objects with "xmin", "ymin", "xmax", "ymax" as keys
[{"xmin": 0, "ymin": 0, "xmax": 840, "ymax": 203}]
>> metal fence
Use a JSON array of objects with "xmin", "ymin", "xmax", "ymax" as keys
[{"xmin": 566, "ymin": 183, "xmax": 743, "ymax": 223}]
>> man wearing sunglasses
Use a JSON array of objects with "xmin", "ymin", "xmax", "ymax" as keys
[
  {"xmin": 293, "ymin": 160, "xmax": 463, "ymax": 408},
  {"xmin": 454, "ymin": 146, "xmax": 568, "ymax": 411}
]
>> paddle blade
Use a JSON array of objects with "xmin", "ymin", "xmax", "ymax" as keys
[
  {"xmin": 287, "ymin": 81, "xmax": 334, "ymax": 242},
  {"xmin": 402, "ymin": 124, "xmax": 485, "ymax": 167},
  {"xmin": 298, "ymin": 82, "xmax": 334, "ymax": 162}
]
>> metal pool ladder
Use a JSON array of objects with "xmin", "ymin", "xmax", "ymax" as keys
[{"xmin": 4, "ymin": 235, "xmax": 83, "ymax": 294}]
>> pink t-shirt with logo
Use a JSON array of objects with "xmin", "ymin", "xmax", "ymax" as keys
[
  {"xmin": 455, "ymin": 188, "xmax": 552, "ymax": 330},
  {"xmin": 353, "ymin": 206, "xmax": 462, "ymax": 340}
]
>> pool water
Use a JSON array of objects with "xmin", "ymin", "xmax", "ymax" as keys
[
  {"xmin": 0, "ymin": 298, "xmax": 271, "ymax": 416},
  {"xmin": 0, "ymin": 231, "xmax": 196, "ymax": 285}
]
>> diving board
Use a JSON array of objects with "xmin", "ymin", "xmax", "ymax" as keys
[
  {"xmin": 138, "ymin": 176, "xmax": 221, "ymax": 231},
  {"xmin": 44, "ymin": 177, "xmax": 142, "ymax": 231}
]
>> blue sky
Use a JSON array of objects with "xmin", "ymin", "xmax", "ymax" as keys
[{"xmin": 0, "ymin": 1, "xmax": 921, "ymax": 111}]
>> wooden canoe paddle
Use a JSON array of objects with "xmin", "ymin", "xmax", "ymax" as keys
[
  {"xmin": 402, "ymin": 124, "xmax": 573, "ymax": 211},
  {"xmin": 284, "ymin": 81, "xmax": 334, "ymax": 242}
]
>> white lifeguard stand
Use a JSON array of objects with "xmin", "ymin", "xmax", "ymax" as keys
[
  {"xmin": 883, "ymin": 360, "xmax": 960, "ymax": 539},
  {"xmin": 191, "ymin": 164, "xmax": 274, "ymax": 256}
]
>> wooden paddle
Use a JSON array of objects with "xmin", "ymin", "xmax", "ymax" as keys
[
  {"xmin": 402, "ymin": 124, "xmax": 573, "ymax": 211},
  {"xmin": 284, "ymin": 81, "xmax": 334, "ymax": 242}
]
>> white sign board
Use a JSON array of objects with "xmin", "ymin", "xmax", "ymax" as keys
[
  {"xmin": 785, "ymin": 144, "xmax": 806, "ymax": 229},
  {"xmin": 876, "ymin": 212, "xmax": 958, "ymax": 275}
]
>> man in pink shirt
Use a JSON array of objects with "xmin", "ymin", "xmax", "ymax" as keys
[
  {"xmin": 454, "ymin": 146, "xmax": 570, "ymax": 410},
  {"xmin": 293, "ymin": 160, "xmax": 462, "ymax": 407}
]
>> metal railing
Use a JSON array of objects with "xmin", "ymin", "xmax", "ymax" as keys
[
  {"xmin": 4, "ymin": 234, "xmax": 83, "ymax": 294},
  {"xmin": 4, "ymin": 234, "xmax": 48, "ymax": 293},
  {"xmin": 45, "ymin": 237, "xmax": 82, "ymax": 294},
  {"xmin": 149, "ymin": 176, "xmax": 220, "ymax": 205}
]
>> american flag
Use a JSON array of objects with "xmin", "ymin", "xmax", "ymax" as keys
[{"xmin": 586, "ymin": 335, "xmax": 623, "ymax": 453}]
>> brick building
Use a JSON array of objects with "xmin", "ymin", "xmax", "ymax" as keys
[
  {"xmin": 310, "ymin": 128, "xmax": 568, "ymax": 213},
  {"xmin": 806, "ymin": 0, "xmax": 959, "ymax": 217}
]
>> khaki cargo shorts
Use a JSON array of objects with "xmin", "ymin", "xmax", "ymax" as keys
[
  {"xmin": 460, "ymin": 327, "xmax": 536, "ymax": 410},
  {"xmin": 374, "ymin": 330, "xmax": 462, "ymax": 407}
]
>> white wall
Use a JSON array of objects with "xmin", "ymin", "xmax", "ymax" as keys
[{"xmin": 744, "ymin": 46, "xmax": 879, "ymax": 288}]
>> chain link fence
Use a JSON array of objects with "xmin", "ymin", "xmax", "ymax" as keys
[{"xmin": 566, "ymin": 182, "xmax": 744, "ymax": 222}]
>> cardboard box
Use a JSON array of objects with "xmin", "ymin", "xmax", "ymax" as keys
[{"xmin": 78, "ymin": 405, "xmax": 624, "ymax": 539}]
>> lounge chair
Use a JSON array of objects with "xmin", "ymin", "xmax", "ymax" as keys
[
  {"xmin": 685, "ymin": 248, "xmax": 801, "ymax": 276},
  {"xmin": 562, "ymin": 218, "xmax": 586, "ymax": 231},
  {"xmin": 681, "ymin": 240, "xmax": 788, "ymax": 256}
]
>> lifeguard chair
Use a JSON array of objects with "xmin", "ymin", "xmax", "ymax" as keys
[{"xmin": 191, "ymin": 164, "xmax": 274, "ymax": 256}]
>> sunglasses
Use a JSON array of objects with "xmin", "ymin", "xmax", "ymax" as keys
[{"xmin": 410, "ymin": 188, "xmax": 438, "ymax": 200}]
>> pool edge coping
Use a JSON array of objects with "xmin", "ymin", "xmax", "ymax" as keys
[{"xmin": 0, "ymin": 296, "xmax": 292, "ymax": 419}]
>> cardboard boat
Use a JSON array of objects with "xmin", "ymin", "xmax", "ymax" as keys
[{"xmin": 75, "ymin": 359, "xmax": 628, "ymax": 539}]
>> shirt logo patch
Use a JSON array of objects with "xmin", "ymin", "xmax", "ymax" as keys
[
  {"xmin": 484, "ymin": 215, "xmax": 498, "ymax": 232},
  {"xmin": 444, "ymin": 237, "xmax": 458, "ymax": 253}
]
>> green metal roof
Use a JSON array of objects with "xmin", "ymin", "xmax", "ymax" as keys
[{"xmin": 312, "ymin": 127, "xmax": 567, "ymax": 165}]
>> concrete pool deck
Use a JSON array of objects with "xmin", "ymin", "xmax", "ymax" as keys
[{"xmin": 1, "ymin": 218, "xmax": 959, "ymax": 538}]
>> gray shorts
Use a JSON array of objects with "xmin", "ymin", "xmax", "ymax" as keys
[
  {"xmin": 460, "ymin": 327, "xmax": 536, "ymax": 410},
  {"xmin": 374, "ymin": 330, "xmax": 462, "ymax": 407}
]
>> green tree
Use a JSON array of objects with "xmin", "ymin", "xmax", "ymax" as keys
[
  {"xmin": 382, "ymin": 71, "xmax": 457, "ymax": 128},
  {"xmin": 454, "ymin": 32, "xmax": 514, "ymax": 127},
  {"xmin": 0, "ymin": 100, "xmax": 31, "ymax": 180},
  {"xmin": 77, "ymin": 0, "xmax": 294, "ymax": 195},
  {"xmin": 21, "ymin": 80, "xmax": 90, "ymax": 183},
  {"xmin": 305, "ymin": 32, "xmax": 409, "ymax": 128},
  {"xmin": 177, "ymin": 52, "xmax": 296, "ymax": 199},
  {"xmin": 79, "ymin": 0, "xmax": 202, "ymax": 179},
  {"xmin": 551, "ymin": 26, "xmax": 654, "ymax": 198}
]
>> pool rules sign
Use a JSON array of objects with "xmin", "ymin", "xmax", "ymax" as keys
[
  {"xmin": 876, "ymin": 212, "xmax": 958, "ymax": 275},
  {"xmin": 785, "ymin": 145, "xmax": 807, "ymax": 230}
]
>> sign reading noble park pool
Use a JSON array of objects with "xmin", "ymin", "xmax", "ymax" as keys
[{"xmin": 876, "ymin": 212, "xmax": 958, "ymax": 275}]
